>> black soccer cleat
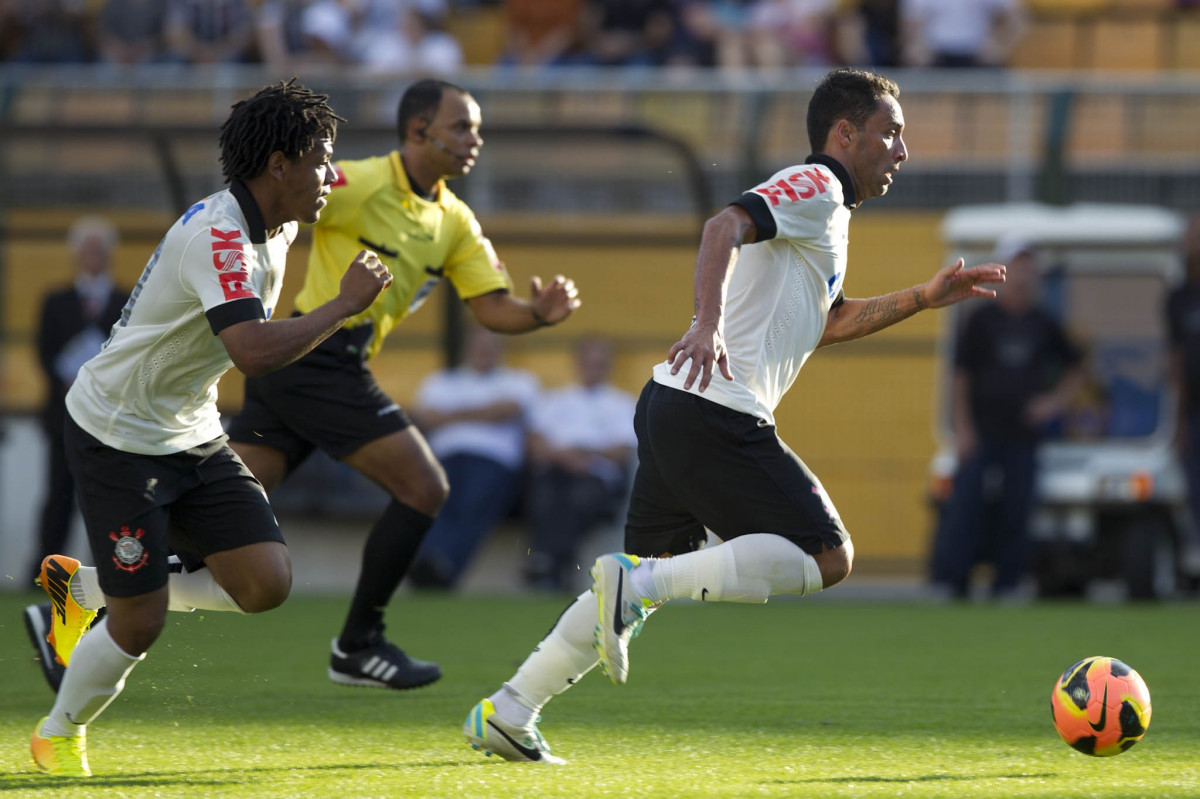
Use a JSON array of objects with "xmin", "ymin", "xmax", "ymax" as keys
[
  {"xmin": 328, "ymin": 629, "xmax": 442, "ymax": 690},
  {"xmin": 24, "ymin": 603, "xmax": 65, "ymax": 693}
]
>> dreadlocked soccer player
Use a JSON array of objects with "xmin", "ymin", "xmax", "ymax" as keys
[{"xmin": 29, "ymin": 80, "xmax": 392, "ymax": 778}]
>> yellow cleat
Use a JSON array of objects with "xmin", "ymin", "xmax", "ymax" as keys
[
  {"xmin": 37, "ymin": 555, "xmax": 98, "ymax": 668},
  {"xmin": 31, "ymin": 717, "xmax": 91, "ymax": 777}
]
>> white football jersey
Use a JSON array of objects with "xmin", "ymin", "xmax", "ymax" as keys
[
  {"xmin": 67, "ymin": 182, "xmax": 294, "ymax": 455},
  {"xmin": 653, "ymin": 156, "xmax": 853, "ymax": 424}
]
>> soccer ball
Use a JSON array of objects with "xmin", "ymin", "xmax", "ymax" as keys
[{"xmin": 1050, "ymin": 656, "xmax": 1152, "ymax": 756}]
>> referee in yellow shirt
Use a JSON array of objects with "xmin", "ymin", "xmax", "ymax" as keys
[{"xmin": 227, "ymin": 79, "xmax": 580, "ymax": 689}]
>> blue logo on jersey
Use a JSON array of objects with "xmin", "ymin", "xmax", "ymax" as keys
[
  {"xmin": 826, "ymin": 272, "xmax": 844, "ymax": 299},
  {"xmin": 182, "ymin": 202, "xmax": 205, "ymax": 225}
]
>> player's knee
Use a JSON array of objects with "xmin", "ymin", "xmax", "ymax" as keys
[
  {"xmin": 816, "ymin": 539, "xmax": 854, "ymax": 588},
  {"xmin": 232, "ymin": 560, "xmax": 292, "ymax": 613},
  {"xmin": 392, "ymin": 463, "xmax": 449, "ymax": 515},
  {"xmin": 235, "ymin": 577, "xmax": 291, "ymax": 613},
  {"xmin": 107, "ymin": 599, "xmax": 168, "ymax": 656}
]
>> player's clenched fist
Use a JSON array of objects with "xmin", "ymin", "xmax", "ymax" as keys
[{"xmin": 339, "ymin": 249, "xmax": 393, "ymax": 314}]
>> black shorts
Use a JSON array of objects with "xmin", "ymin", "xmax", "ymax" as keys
[
  {"xmin": 624, "ymin": 380, "xmax": 850, "ymax": 558},
  {"xmin": 225, "ymin": 320, "xmax": 411, "ymax": 473},
  {"xmin": 64, "ymin": 415, "xmax": 284, "ymax": 598}
]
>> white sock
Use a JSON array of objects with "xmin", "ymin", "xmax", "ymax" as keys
[
  {"xmin": 67, "ymin": 566, "xmax": 244, "ymax": 614},
  {"xmin": 648, "ymin": 533, "xmax": 824, "ymax": 603},
  {"xmin": 491, "ymin": 591, "xmax": 601, "ymax": 726},
  {"xmin": 42, "ymin": 617, "xmax": 143, "ymax": 737},
  {"xmin": 167, "ymin": 570, "xmax": 247, "ymax": 614},
  {"xmin": 71, "ymin": 565, "xmax": 106, "ymax": 611}
]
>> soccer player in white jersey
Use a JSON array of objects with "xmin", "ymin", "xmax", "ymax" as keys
[
  {"xmin": 463, "ymin": 68, "xmax": 1008, "ymax": 764},
  {"xmin": 29, "ymin": 80, "xmax": 393, "ymax": 777}
]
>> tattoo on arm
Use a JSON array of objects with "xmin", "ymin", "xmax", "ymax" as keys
[
  {"xmin": 853, "ymin": 296, "xmax": 901, "ymax": 325},
  {"xmin": 913, "ymin": 289, "xmax": 927, "ymax": 311}
]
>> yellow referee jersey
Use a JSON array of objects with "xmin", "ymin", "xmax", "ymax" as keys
[{"xmin": 294, "ymin": 151, "xmax": 512, "ymax": 360}]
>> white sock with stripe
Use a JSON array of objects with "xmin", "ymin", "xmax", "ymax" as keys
[
  {"xmin": 644, "ymin": 533, "xmax": 824, "ymax": 603},
  {"xmin": 64, "ymin": 564, "xmax": 244, "ymax": 614},
  {"xmin": 166, "ymin": 570, "xmax": 247, "ymax": 614},
  {"xmin": 491, "ymin": 591, "xmax": 600, "ymax": 727},
  {"xmin": 41, "ymin": 617, "xmax": 144, "ymax": 737}
]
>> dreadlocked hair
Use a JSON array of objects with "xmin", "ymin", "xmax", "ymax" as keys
[{"xmin": 218, "ymin": 78, "xmax": 346, "ymax": 184}]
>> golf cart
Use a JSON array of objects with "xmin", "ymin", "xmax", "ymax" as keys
[{"xmin": 930, "ymin": 202, "xmax": 1193, "ymax": 600}]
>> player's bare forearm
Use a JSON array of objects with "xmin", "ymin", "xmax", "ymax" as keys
[
  {"xmin": 218, "ymin": 297, "xmax": 358, "ymax": 378},
  {"xmin": 692, "ymin": 207, "xmax": 754, "ymax": 327},
  {"xmin": 819, "ymin": 259, "xmax": 1005, "ymax": 347},
  {"xmin": 818, "ymin": 286, "xmax": 926, "ymax": 346},
  {"xmin": 467, "ymin": 291, "xmax": 544, "ymax": 333},
  {"xmin": 468, "ymin": 277, "xmax": 580, "ymax": 333},
  {"xmin": 221, "ymin": 249, "xmax": 391, "ymax": 377}
]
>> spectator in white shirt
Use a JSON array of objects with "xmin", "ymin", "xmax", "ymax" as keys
[
  {"xmin": 524, "ymin": 337, "xmax": 637, "ymax": 591},
  {"xmin": 409, "ymin": 326, "xmax": 540, "ymax": 588}
]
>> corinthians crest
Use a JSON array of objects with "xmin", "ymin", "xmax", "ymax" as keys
[{"xmin": 110, "ymin": 525, "xmax": 149, "ymax": 573}]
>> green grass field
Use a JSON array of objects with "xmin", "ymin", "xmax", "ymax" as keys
[{"xmin": 1, "ymin": 591, "xmax": 1198, "ymax": 798}]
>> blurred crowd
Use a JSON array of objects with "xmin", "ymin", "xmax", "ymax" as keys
[{"xmin": 0, "ymin": 0, "xmax": 1043, "ymax": 72}]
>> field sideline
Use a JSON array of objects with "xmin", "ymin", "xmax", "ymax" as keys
[{"xmin": 1, "ymin": 591, "xmax": 1198, "ymax": 797}]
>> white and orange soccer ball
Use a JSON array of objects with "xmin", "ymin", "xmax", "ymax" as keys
[{"xmin": 1050, "ymin": 656, "xmax": 1152, "ymax": 756}]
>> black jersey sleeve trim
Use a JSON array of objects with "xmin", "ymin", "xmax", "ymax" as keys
[
  {"xmin": 205, "ymin": 297, "xmax": 265, "ymax": 336},
  {"xmin": 731, "ymin": 192, "xmax": 776, "ymax": 242},
  {"xmin": 831, "ymin": 289, "xmax": 845, "ymax": 309}
]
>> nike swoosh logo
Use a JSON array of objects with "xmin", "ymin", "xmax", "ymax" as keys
[
  {"xmin": 613, "ymin": 569, "xmax": 627, "ymax": 636},
  {"xmin": 44, "ymin": 559, "xmax": 72, "ymax": 624},
  {"xmin": 488, "ymin": 720, "xmax": 544, "ymax": 761},
  {"xmin": 1089, "ymin": 683, "xmax": 1109, "ymax": 732},
  {"xmin": 701, "ymin": 587, "xmax": 708, "ymax": 601}
]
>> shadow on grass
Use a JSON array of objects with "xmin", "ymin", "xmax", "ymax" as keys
[
  {"xmin": 766, "ymin": 772, "xmax": 1057, "ymax": 786},
  {"xmin": 1, "ymin": 759, "xmax": 492, "ymax": 792}
]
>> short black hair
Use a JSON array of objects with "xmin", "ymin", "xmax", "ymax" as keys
[
  {"xmin": 396, "ymin": 78, "xmax": 470, "ymax": 143},
  {"xmin": 807, "ymin": 68, "xmax": 900, "ymax": 154},
  {"xmin": 218, "ymin": 79, "xmax": 345, "ymax": 184}
]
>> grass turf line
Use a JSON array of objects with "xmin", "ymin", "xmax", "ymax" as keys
[{"xmin": 1, "ymin": 592, "xmax": 1198, "ymax": 797}]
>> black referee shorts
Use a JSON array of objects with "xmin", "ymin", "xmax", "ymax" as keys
[
  {"xmin": 625, "ymin": 380, "xmax": 850, "ymax": 558},
  {"xmin": 225, "ymin": 320, "xmax": 411, "ymax": 473},
  {"xmin": 64, "ymin": 415, "xmax": 284, "ymax": 598}
]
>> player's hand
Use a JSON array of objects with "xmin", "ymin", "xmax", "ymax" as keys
[
  {"xmin": 338, "ymin": 250, "xmax": 392, "ymax": 315},
  {"xmin": 667, "ymin": 320, "xmax": 733, "ymax": 392},
  {"xmin": 529, "ymin": 274, "xmax": 580, "ymax": 326},
  {"xmin": 921, "ymin": 258, "xmax": 1006, "ymax": 308}
]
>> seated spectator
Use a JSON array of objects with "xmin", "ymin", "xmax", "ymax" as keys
[
  {"xmin": 358, "ymin": 5, "xmax": 464, "ymax": 74},
  {"xmin": 581, "ymin": 0, "xmax": 680, "ymax": 66},
  {"xmin": 5, "ymin": 0, "xmax": 93, "ymax": 63},
  {"xmin": 834, "ymin": 0, "xmax": 900, "ymax": 68},
  {"xmin": 676, "ymin": 0, "xmax": 835, "ymax": 68},
  {"xmin": 256, "ymin": 0, "xmax": 338, "ymax": 72},
  {"xmin": 163, "ymin": 0, "xmax": 255, "ymax": 64},
  {"xmin": 748, "ymin": 0, "xmax": 836, "ymax": 68},
  {"xmin": 524, "ymin": 337, "xmax": 637, "ymax": 591},
  {"xmin": 900, "ymin": 0, "xmax": 1025, "ymax": 68},
  {"xmin": 408, "ymin": 327, "xmax": 540, "ymax": 589},
  {"xmin": 97, "ymin": 0, "xmax": 168, "ymax": 64},
  {"xmin": 498, "ymin": 0, "xmax": 588, "ymax": 67},
  {"xmin": 298, "ymin": 0, "xmax": 357, "ymax": 65},
  {"xmin": 298, "ymin": 0, "xmax": 461, "ymax": 72}
]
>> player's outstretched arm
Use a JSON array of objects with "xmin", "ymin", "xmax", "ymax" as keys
[
  {"xmin": 219, "ymin": 249, "xmax": 392, "ymax": 377},
  {"xmin": 818, "ymin": 258, "xmax": 1005, "ymax": 347},
  {"xmin": 667, "ymin": 205, "xmax": 756, "ymax": 392},
  {"xmin": 465, "ymin": 274, "xmax": 580, "ymax": 333}
]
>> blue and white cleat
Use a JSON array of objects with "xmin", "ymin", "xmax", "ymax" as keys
[
  {"xmin": 591, "ymin": 553, "xmax": 654, "ymax": 685},
  {"xmin": 463, "ymin": 699, "xmax": 565, "ymax": 764}
]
